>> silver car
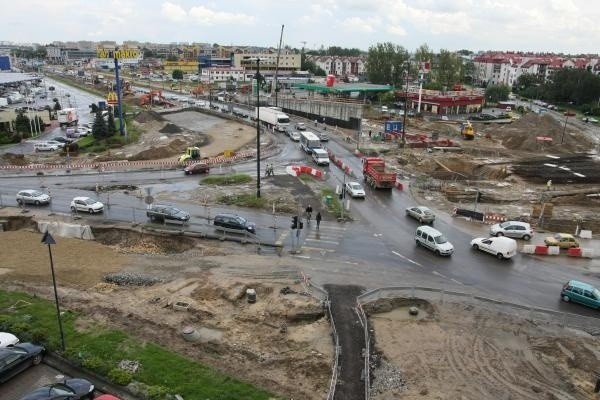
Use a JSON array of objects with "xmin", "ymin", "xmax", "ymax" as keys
[
  {"xmin": 490, "ymin": 221, "xmax": 534, "ymax": 240},
  {"xmin": 406, "ymin": 206, "xmax": 435, "ymax": 224},
  {"xmin": 16, "ymin": 190, "xmax": 51, "ymax": 206}
]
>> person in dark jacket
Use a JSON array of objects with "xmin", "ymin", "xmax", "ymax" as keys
[{"xmin": 316, "ymin": 211, "xmax": 322, "ymax": 229}]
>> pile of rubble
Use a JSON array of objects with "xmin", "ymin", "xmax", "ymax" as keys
[{"xmin": 103, "ymin": 272, "xmax": 164, "ymax": 286}]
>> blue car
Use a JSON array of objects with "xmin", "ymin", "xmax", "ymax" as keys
[
  {"xmin": 0, "ymin": 342, "xmax": 45, "ymax": 383},
  {"xmin": 561, "ymin": 280, "xmax": 600, "ymax": 310},
  {"xmin": 19, "ymin": 378, "xmax": 95, "ymax": 400}
]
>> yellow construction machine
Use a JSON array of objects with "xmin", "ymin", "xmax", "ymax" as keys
[
  {"xmin": 178, "ymin": 147, "xmax": 201, "ymax": 163},
  {"xmin": 460, "ymin": 121, "xmax": 475, "ymax": 140}
]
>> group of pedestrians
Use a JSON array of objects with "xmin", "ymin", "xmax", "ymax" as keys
[
  {"xmin": 305, "ymin": 205, "xmax": 322, "ymax": 229},
  {"xmin": 265, "ymin": 163, "xmax": 275, "ymax": 176}
]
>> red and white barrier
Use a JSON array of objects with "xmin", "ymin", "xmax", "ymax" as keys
[
  {"xmin": 483, "ymin": 213, "xmax": 507, "ymax": 225},
  {"xmin": 285, "ymin": 165, "xmax": 324, "ymax": 178}
]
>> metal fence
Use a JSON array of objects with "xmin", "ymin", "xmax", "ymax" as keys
[
  {"xmin": 357, "ymin": 286, "xmax": 600, "ymax": 334},
  {"xmin": 355, "ymin": 301, "xmax": 370, "ymax": 400},
  {"xmin": 301, "ymin": 276, "xmax": 339, "ymax": 400}
]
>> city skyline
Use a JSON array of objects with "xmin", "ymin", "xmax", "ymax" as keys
[{"xmin": 3, "ymin": 0, "xmax": 600, "ymax": 54}]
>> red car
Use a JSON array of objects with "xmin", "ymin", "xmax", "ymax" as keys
[{"xmin": 184, "ymin": 162, "xmax": 210, "ymax": 175}]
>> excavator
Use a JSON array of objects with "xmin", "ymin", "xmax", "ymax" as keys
[
  {"xmin": 139, "ymin": 90, "xmax": 166, "ymax": 106},
  {"xmin": 178, "ymin": 147, "xmax": 201, "ymax": 163},
  {"xmin": 460, "ymin": 121, "xmax": 475, "ymax": 140}
]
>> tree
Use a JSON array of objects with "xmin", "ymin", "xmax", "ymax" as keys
[
  {"xmin": 302, "ymin": 57, "xmax": 326, "ymax": 76},
  {"xmin": 366, "ymin": 42, "xmax": 409, "ymax": 85},
  {"xmin": 485, "ymin": 84, "xmax": 511, "ymax": 103},
  {"xmin": 107, "ymin": 109, "xmax": 117, "ymax": 136},
  {"xmin": 14, "ymin": 112, "xmax": 30, "ymax": 136},
  {"xmin": 434, "ymin": 50, "xmax": 463, "ymax": 89},
  {"xmin": 92, "ymin": 110, "xmax": 108, "ymax": 140},
  {"xmin": 166, "ymin": 55, "xmax": 178, "ymax": 62},
  {"xmin": 172, "ymin": 69, "xmax": 184, "ymax": 80}
]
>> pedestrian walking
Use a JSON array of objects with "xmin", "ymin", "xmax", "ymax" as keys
[
  {"xmin": 316, "ymin": 212, "xmax": 322, "ymax": 230},
  {"xmin": 305, "ymin": 205, "xmax": 313, "ymax": 222}
]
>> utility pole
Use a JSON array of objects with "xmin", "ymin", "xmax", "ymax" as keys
[
  {"xmin": 254, "ymin": 58, "xmax": 262, "ymax": 198},
  {"xmin": 274, "ymin": 24, "xmax": 285, "ymax": 107}
]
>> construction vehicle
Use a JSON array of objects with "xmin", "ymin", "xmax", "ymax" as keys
[
  {"xmin": 178, "ymin": 147, "xmax": 201, "ymax": 163},
  {"xmin": 460, "ymin": 121, "xmax": 475, "ymax": 140},
  {"xmin": 190, "ymin": 84, "xmax": 210, "ymax": 96},
  {"xmin": 138, "ymin": 90, "xmax": 167, "ymax": 106},
  {"xmin": 362, "ymin": 157, "xmax": 396, "ymax": 189}
]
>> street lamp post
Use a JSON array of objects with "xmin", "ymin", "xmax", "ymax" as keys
[
  {"xmin": 561, "ymin": 112, "xmax": 575, "ymax": 144},
  {"xmin": 253, "ymin": 58, "xmax": 263, "ymax": 198},
  {"xmin": 402, "ymin": 61, "xmax": 410, "ymax": 142},
  {"xmin": 41, "ymin": 231, "xmax": 65, "ymax": 352}
]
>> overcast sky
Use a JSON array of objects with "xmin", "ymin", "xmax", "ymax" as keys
[{"xmin": 5, "ymin": 0, "xmax": 600, "ymax": 54}]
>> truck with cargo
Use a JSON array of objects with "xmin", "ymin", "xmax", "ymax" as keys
[
  {"xmin": 362, "ymin": 157, "xmax": 396, "ymax": 189},
  {"xmin": 299, "ymin": 131, "xmax": 322, "ymax": 153},
  {"xmin": 57, "ymin": 108, "xmax": 79, "ymax": 128},
  {"xmin": 255, "ymin": 106, "xmax": 290, "ymax": 132}
]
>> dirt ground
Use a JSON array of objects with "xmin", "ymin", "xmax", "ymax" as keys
[
  {"xmin": 366, "ymin": 299, "xmax": 599, "ymax": 400},
  {"xmin": 0, "ymin": 227, "xmax": 333, "ymax": 400}
]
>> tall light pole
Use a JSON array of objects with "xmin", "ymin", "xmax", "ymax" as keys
[
  {"xmin": 561, "ymin": 111, "xmax": 575, "ymax": 144},
  {"xmin": 41, "ymin": 231, "xmax": 65, "ymax": 352},
  {"xmin": 402, "ymin": 61, "xmax": 410, "ymax": 143},
  {"xmin": 253, "ymin": 58, "xmax": 263, "ymax": 198}
]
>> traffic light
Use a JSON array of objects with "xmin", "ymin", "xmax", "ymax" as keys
[
  {"xmin": 299, "ymin": 221, "xmax": 304, "ymax": 230},
  {"xmin": 291, "ymin": 216, "xmax": 298, "ymax": 229}
]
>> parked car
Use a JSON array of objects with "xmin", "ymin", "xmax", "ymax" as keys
[
  {"xmin": 415, "ymin": 225, "xmax": 453, "ymax": 256},
  {"xmin": 470, "ymin": 236, "xmax": 517, "ymax": 259},
  {"xmin": 544, "ymin": 233, "xmax": 579, "ymax": 249},
  {"xmin": 16, "ymin": 190, "xmax": 51, "ymax": 206},
  {"xmin": 51, "ymin": 136, "xmax": 75, "ymax": 145},
  {"xmin": 344, "ymin": 181, "xmax": 365, "ymax": 198},
  {"xmin": 33, "ymin": 142, "xmax": 60, "ymax": 152},
  {"xmin": 490, "ymin": 221, "xmax": 534, "ymax": 240},
  {"xmin": 0, "ymin": 342, "xmax": 45, "ymax": 383},
  {"xmin": 146, "ymin": 205, "xmax": 190, "ymax": 223},
  {"xmin": 44, "ymin": 140, "xmax": 66, "ymax": 149},
  {"xmin": 76, "ymin": 126, "xmax": 91, "ymax": 136},
  {"xmin": 184, "ymin": 162, "xmax": 210, "ymax": 175},
  {"xmin": 406, "ymin": 206, "xmax": 435, "ymax": 224},
  {"xmin": 213, "ymin": 213, "xmax": 256, "ymax": 234},
  {"xmin": 561, "ymin": 280, "xmax": 600, "ymax": 309},
  {"xmin": 0, "ymin": 332, "xmax": 19, "ymax": 348},
  {"xmin": 20, "ymin": 378, "xmax": 94, "ymax": 400},
  {"xmin": 70, "ymin": 197, "xmax": 104, "ymax": 214}
]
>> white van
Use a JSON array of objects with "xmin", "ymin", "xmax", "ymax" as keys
[
  {"xmin": 415, "ymin": 225, "xmax": 454, "ymax": 256},
  {"xmin": 312, "ymin": 148, "xmax": 330, "ymax": 166},
  {"xmin": 470, "ymin": 236, "xmax": 517, "ymax": 259}
]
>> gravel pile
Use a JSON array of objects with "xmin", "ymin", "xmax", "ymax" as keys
[
  {"xmin": 103, "ymin": 272, "xmax": 163, "ymax": 286},
  {"xmin": 370, "ymin": 358, "xmax": 407, "ymax": 395}
]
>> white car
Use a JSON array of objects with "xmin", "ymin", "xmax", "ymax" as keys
[
  {"xmin": 0, "ymin": 332, "xmax": 19, "ymax": 348},
  {"xmin": 34, "ymin": 142, "xmax": 60, "ymax": 152},
  {"xmin": 70, "ymin": 197, "xmax": 104, "ymax": 214},
  {"xmin": 405, "ymin": 206, "xmax": 436, "ymax": 224},
  {"xmin": 470, "ymin": 236, "xmax": 517, "ymax": 260},
  {"xmin": 290, "ymin": 131, "xmax": 301, "ymax": 141},
  {"xmin": 345, "ymin": 181, "xmax": 366, "ymax": 198},
  {"xmin": 16, "ymin": 189, "xmax": 51, "ymax": 206},
  {"xmin": 76, "ymin": 126, "xmax": 91, "ymax": 136}
]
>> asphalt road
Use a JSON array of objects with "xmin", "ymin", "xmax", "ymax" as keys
[{"xmin": 1, "ymin": 79, "xmax": 599, "ymax": 322}]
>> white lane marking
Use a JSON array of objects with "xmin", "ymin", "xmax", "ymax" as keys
[
  {"xmin": 392, "ymin": 251, "xmax": 423, "ymax": 267},
  {"xmin": 450, "ymin": 278, "xmax": 463, "ymax": 285},
  {"xmin": 293, "ymin": 255, "xmax": 311, "ymax": 259},
  {"xmin": 301, "ymin": 246, "xmax": 336, "ymax": 252},
  {"xmin": 305, "ymin": 238, "xmax": 340, "ymax": 245},
  {"xmin": 432, "ymin": 270, "xmax": 448, "ymax": 279}
]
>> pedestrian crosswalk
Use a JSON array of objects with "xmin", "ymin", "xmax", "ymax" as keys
[{"xmin": 298, "ymin": 224, "xmax": 346, "ymax": 257}]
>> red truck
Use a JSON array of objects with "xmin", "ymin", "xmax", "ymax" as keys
[{"xmin": 362, "ymin": 157, "xmax": 396, "ymax": 189}]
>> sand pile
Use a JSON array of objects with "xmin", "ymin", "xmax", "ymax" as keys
[
  {"xmin": 159, "ymin": 123, "xmax": 183, "ymax": 134},
  {"xmin": 127, "ymin": 138, "xmax": 188, "ymax": 161},
  {"xmin": 134, "ymin": 110, "xmax": 166, "ymax": 123},
  {"xmin": 481, "ymin": 113, "xmax": 593, "ymax": 152}
]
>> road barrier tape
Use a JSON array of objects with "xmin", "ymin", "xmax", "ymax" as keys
[{"xmin": 0, "ymin": 149, "xmax": 259, "ymax": 171}]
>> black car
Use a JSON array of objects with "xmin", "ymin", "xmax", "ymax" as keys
[
  {"xmin": 147, "ymin": 205, "xmax": 190, "ymax": 223},
  {"xmin": 213, "ymin": 213, "xmax": 256, "ymax": 234},
  {"xmin": 0, "ymin": 343, "xmax": 45, "ymax": 383},
  {"xmin": 52, "ymin": 136, "xmax": 75, "ymax": 144},
  {"xmin": 20, "ymin": 378, "xmax": 94, "ymax": 400}
]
